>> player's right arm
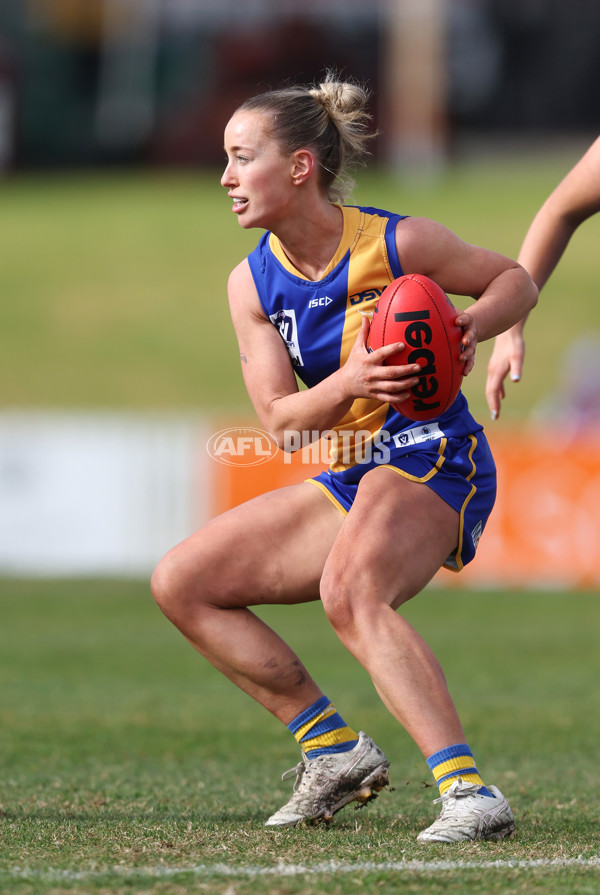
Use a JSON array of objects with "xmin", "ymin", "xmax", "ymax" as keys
[
  {"xmin": 486, "ymin": 136, "xmax": 600, "ymax": 419},
  {"xmin": 227, "ymin": 259, "xmax": 419, "ymax": 448}
]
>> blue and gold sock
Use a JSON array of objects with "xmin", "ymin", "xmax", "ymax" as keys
[
  {"xmin": 426, "ymin": 744, "xmax": 493, "ymax": 797},
  {"xmin": 288, "ymin": 695, "xmax": 359, "ymax": 759}
]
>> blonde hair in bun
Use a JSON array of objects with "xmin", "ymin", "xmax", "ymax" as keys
[{"xmin": 236, "ymin": 70, "xmax": 376, "ymax": 203}]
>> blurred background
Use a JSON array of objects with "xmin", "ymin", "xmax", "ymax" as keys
[
  {"xmin": 2, "ymin": 0, "xmax": 600, "ymax": 172},
  {"xmin": 1, "ymin": 0, "xmax": 600, "ymax": 584}
]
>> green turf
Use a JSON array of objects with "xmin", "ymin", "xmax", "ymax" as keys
[
  {"xmin": 2, "ymin": 148, "xmax": 600, "ymax": 891},
  {"xmin": 1, "ymin": 579, "xmax": 599, "ymax": 894},
  {"xmin": 2, "ymin": 146, "xmax": 600, "ymax": 422}
]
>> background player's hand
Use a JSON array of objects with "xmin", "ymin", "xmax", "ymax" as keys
[
  {"xmin": 342, "ymin": 315, "xmax": 422, "ymax": 405},
  {"xmin": 485, "ymin": 327, "xmax": 525, "ymax": 420},
  {"xmin": 455, "ymin": 311, "xmax": 478, "ymax": 378}
]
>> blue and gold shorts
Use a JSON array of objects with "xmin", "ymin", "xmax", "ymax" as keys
[{"xmin": 308, "ymin": 428, "xmax": 496, "ymax": 572}]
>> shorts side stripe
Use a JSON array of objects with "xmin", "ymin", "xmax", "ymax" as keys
[
  {"xmin": 378, "ymin": 437, "xmax": 447, "ymax": 484},
  {"xmin": 453, "ymin": 434, "xmax": 479, "ymax": 571},
  {"xmin": 305, "ymin": 477, "xmax": 348, "ymax": 515}
]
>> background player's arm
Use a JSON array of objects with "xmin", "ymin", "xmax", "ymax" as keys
[
  {"xmin": 486, "ymin": 135, "xmax": 600, "ymax": 418},
  {"xmin": 227, "ymin": 260, "xmax": 421, "ymax": 448},
  {"xmin": 519, "ymin": 135, "xmax": 600, "ymax": 290}
]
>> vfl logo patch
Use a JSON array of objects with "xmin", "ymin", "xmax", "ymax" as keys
[
  {"xmin": 270, "ymin": 308, "xmax": 304, "ymax": 367},
  {"xmin": 389, "ymin": 422, "xmax": 443, "ymax": 449}
]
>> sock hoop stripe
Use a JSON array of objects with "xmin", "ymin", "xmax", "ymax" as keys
[
  {"xmin": 436, "ymin": 767, "xmax": 478, "ymax": 786},
  {"xmin": 287, "ymin": 696, "xmax": 331, "ymax": 735},
  {"xmin": 294, "ymin": 707, "xmax": 337, "ymax": 742},
  {"xmin": 426, "ymin": 745, "xmax": 474, "ymax": 771}
]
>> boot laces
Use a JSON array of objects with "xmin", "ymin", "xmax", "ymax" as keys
[{"xmin": 433, "ymin": 779, "xmax": 483, "ymax": 806}]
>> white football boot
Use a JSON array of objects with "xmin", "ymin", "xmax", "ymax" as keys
[
  {"xmin": 417, "ymin": 777, "xmax": 515, "ymax": 843},
  {"xmin": 265, "ymin": 730, "xmax": 390, "ymax": 828}
]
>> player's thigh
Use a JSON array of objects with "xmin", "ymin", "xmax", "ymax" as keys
[
  {"xmin": 154, "ymin": 481, "xmax": 344, "ymax": 608},
  {"xmin": 321, "ymin": 466, "xmax": 458, "ymax": 613}
]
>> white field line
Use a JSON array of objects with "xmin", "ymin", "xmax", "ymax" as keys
[{"xmin": 5, "ymin": 856, "xmax": 600, "ymax": 881}]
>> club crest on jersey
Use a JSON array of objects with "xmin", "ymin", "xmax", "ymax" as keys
[{"xmin": 270, "ymin": 308, "xmax": 304, "ymax": 367}]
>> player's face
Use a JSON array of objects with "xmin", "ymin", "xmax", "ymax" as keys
[{"xmin": 222, "ymin": 110, "xmax": 296, "ymax": 230}]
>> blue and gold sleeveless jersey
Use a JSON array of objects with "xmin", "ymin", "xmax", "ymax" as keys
[{"xmin": 247, "ymin": 205, "xmax": 483, "ymax": 475}]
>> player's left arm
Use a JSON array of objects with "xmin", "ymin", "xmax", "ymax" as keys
[{"xmin": 395, "ymin": 216, "xmax": 538, "ymax": 375}]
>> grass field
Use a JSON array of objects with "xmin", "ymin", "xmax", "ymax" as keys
[
  {"xmin": 1, "ymin": 142, "xmax": 600, "ymax": 422},
  {"xmin": 2, "ymin": 147, "xmax": 600, "ymax": 892},
  {"xmin": 1, "ymin": 579, "xmax": 600, "ymax": 894}
]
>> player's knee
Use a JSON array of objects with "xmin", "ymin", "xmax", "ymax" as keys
[
  {"xmin": 151, "ymin": 549, "xmax": 198, "ymax": 624},
  {"xmin": 151, "ymin": 552, "xmax": 177, "ymax": 616},
  {"xmin": 320, "ymin": 568, "xmax": 361, "ymax": 638}
]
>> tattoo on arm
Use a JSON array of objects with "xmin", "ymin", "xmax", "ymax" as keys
[{"xmin": 240, "ymin": 353, "xmax": 248, "ymax": 365}]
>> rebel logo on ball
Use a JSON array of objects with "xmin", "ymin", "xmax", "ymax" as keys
[
  {"xmin": 368, "ymin": 274, "xmax": 464, "ymax": 422},
  {"xmin": 394, "ymin": 309, "xmax": 440, "ymax": 415}
]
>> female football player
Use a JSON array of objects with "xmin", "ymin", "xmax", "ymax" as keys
[
  {"xmin": 486, "ymin": 135, "xmax": 600, "ymax": 419},
  {"xmin": 151, "ymin": 73, "xmax": 537, "ymax": 842}
]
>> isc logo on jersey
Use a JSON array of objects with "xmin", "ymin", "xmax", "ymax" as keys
[{"xmin": 308, "ymin": 296, "xmax": 332, "ymax": 308}]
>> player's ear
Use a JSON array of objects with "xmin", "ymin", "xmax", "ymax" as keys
[{"xmin": 291, "ymin": 149, "xmax": 316, "ymax": 186}]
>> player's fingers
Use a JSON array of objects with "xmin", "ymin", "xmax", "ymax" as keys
[
  {"xmin": 455, "ymin": 314, "xmax": 475, "ymax": 343},
  {"xmin": 509, "ymin": 354, "xmax": 523, "ymax": 383},
  {"xmin": 376, "ymin": 360, "xmax": 423, "ymax": 382},
  {"xmin": 375, "ymin": 381, "xmax": 419, "ymax": 403},
  {"xmin": 357, "ymin": 314, "xmax": 371, "ymax": 350},
  {"xmin": 485, "ymin": 370, "xmax": 505, "ymax": 419},
  {"xmin": 380, "ymin": 367, "xmax": 419, "ymax": 393},
  {"xmin": 374, "ymin": 340, "xmax": 407, "ymax": 362},
  {"xmin": 462, "ymin": 356, "xmax": 475, "ymax": 377},
  {"xmin": 487, "ymin": 393, "xmax": 500, "ymax": 420},
  {"xmin": 459, "ymin": 338, "xmax": 476, "ymax": 362}
]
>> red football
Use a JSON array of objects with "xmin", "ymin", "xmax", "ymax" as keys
[{"xmin": 368, "ymin": 274, "xmax": 464, "ymax": 421}]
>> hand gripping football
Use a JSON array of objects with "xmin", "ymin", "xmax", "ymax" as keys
[{"xmin": 368, "ymin": 273, "xmax": 465, "ymax": 421}]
